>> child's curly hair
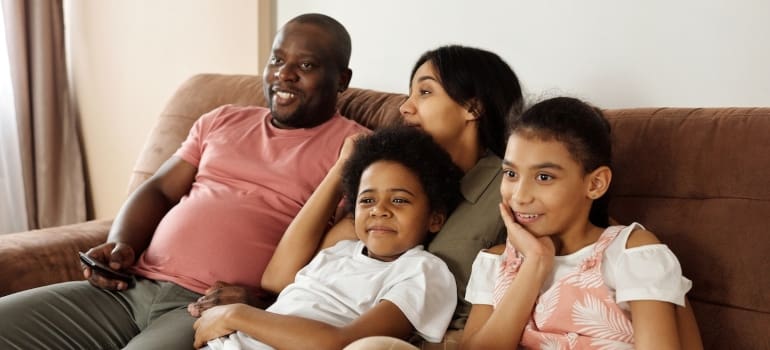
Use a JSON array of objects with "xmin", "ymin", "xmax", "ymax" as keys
[{"xmin": 342, "ymin": 126, "xmax": 463, "ymax": 217}]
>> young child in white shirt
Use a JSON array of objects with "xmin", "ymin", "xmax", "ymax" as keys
[{"xmin": 194, "ymin": 127, "xmax": 464, "ymax": 349}]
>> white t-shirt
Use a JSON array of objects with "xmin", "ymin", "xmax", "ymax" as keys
[
  {"xmin": 207, "ymin": 240, "xmax": 457, "ymax": 350},
  {"xmin": 465, "ymin": 223, "xmax": 692, "ymax": 311}
]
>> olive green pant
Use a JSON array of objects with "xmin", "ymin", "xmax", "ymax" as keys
[{"xmin": 0, "ymin": 278, "xmax": 202, "ymax": 350}]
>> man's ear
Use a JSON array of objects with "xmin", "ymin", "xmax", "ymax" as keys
[
  {"xmin": 586, "ymin": 166, "xmax": 612, "ymax": 199},
  {"xmin": 428, "ymin": 211, "xmax": 446, "ymax": 234},
  {"xmin": 338, "ymin": 68, "xmax": 352, "ymax": 92}
]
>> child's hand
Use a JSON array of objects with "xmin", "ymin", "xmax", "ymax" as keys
[
  {"xmin": 336, "ymin": 133, "xmax": 366, "ymax": 166},
  {"xmin": 192, "ymin": 304, "xmax": 238, "ymax": 348},
  {"xmin": 499, "ymin": 203, "xmax": 556, "ymax": 261}
]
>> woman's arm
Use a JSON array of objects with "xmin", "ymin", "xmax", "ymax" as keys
[
  {"xmin": 193, "ymin": 300, "xmax": 412, "ymax": 350},
  {"xmin": 261, "ymin": 135, "xmax": 362, "ymax": 294}
]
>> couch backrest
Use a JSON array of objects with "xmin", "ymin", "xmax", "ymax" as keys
[
  {"xmin": 129, "ymin": 74, "xmax": 265, "ymax": 192},
  {"xmin": 603, "ymin": 108, "xmax": 770, "ymax": 349},
  {"xmin": 131, "ymin": 74, "xmax": 770, "ymax": 349}
]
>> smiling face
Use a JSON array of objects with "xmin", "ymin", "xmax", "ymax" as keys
[
  {"xmin": 354, "ymin": 160, "xmax": 445, "ymax": 262},
  {"xmin": 500, "ymin": 133, "xmax": 599, "ymax": 240},
  {"xmin": 262, "ymin": 22, "xmax": 351, "ymax": 129},
  {"xmin": 399, "ymin": 61, "xmax": 476, "ymax": 152}
]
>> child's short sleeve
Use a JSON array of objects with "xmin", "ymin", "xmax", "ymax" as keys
[
  {"xmin": 381, "ymin": 254, "xmax": 457, "ymax": 343},
  {"xmin": 614, "ymin": 244, "xmax": 692, "ymax": 307},
  {"xmin": 464, "ymin": 250, "xmax": 503, "ymax": 305}
]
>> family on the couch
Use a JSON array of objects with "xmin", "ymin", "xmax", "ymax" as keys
[{"xmin": 0, "ymin": 12, "xmax": 703, "ymax": 350}]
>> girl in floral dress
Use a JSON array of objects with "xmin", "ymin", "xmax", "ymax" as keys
[{"xmin": 460, "ymin": 97, "xmax": 703, "ymax": 349}]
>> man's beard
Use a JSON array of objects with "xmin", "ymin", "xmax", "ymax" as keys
[{"xmin": 270, "ymin": 103, "xmax": 309, "ymax": 129}]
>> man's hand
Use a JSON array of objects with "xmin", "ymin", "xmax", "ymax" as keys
[
  {"xmin": 188, "ymin": 281, "xmax": 253, "ymax": 317},
  {"xmin": 81, "ymin": 242, "xmax": 136, "ymax": 290}
]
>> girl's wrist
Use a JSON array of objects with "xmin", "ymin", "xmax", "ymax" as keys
[
  {"xmin": 520, "ymin": 253, "xmax": 554, "ymax": 276},
  {"xmin": 507, "ymin": 237, "xmax": 554, "ymax": 261}
]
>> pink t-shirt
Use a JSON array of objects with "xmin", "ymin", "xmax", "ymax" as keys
[{"xmin": 131, "ymin": 105, "xmax": 368, "ymax": 295}]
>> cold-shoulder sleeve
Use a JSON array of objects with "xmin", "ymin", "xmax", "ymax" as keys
[
  {"xmin": 465, "ymin": 251, "xmax": 503, "ymax": 305},
  {"xmin": 614, "ymin": 244, "xmax": 692, "ymax": 307}
]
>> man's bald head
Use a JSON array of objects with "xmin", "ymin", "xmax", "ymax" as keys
[{"xmin": 285, "ymin": 13, "xmax": 351, "ymax": 71}]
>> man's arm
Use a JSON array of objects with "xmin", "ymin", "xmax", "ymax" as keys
[
  {"xmin": 193, "ymin": 300, "xmax": 412, "ymax": 350},
  {"xmin": 84, "ymin": 156, "xmax": 196, "ymax": 290},
  {"xmin": 109, "ymin": 156, "xmax": 197, "ymax": 251}
]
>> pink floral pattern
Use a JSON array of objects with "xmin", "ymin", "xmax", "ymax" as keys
[{"xmin": 494, "ymin": 226, "xmax": 635, "ymax": 349}]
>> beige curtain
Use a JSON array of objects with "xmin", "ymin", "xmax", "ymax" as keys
[{"xmin": 2, "ymin": 0, "xmax": 85, "ymax": 229}]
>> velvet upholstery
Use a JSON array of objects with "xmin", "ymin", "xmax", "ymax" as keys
[
  {"xmin": 0, "ymin": 219, "xmax": 111, "ymax": 295},
  {"xmin": 1, "ymin": 74, "xmax": 767, "ymax": 349},
  {"xmin": 606, "ymin": 108, "xmax": 770, "ymax": 349}
]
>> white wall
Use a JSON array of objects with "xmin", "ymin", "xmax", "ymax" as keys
[
  {"xmin": 67, "ymin": 0, "xmax": 261, "ymax": 219},
  {"xmin": 278, "ymin": 0, "xmax": 770, "ymax": 108}
]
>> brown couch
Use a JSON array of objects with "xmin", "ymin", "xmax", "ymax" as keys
[{"xmin": 1, "ymin": 73, "xmax": 768, "ymax": 349}]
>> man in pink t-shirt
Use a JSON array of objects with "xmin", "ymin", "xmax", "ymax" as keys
[{"xmin": 0, "ymin": 13, "xmax": 368, "ymax": 350}]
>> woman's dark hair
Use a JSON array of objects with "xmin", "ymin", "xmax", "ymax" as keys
[
  {"xmin": 342, "ymin": 127, "xmax": 463, "ymax": 217},
  {"xmin": 410, "ymin": 45, "xmax": 524, "ymax": 158},
  {"xmin": 508, "ymin": 97, "xmax": 612, "ymax": 227}
]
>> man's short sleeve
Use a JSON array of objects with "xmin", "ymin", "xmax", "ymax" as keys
[{"xmin": 174, "ymin": 106, "xmax": 226, "ymax": 167}]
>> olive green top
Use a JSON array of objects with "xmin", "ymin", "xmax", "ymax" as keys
[{"xmin": 427, "ymin": 153, "xmax": 506, "ymax": 329}]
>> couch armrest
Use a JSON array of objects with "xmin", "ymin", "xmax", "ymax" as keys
[{"xmin": 0, "ymin": 219, "xmax": 112, "ymax": 297}]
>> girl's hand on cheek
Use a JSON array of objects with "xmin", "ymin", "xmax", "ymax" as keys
[{"xmin": 499, "ymin": 203, "xmax": 555, "ymax": 261}]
